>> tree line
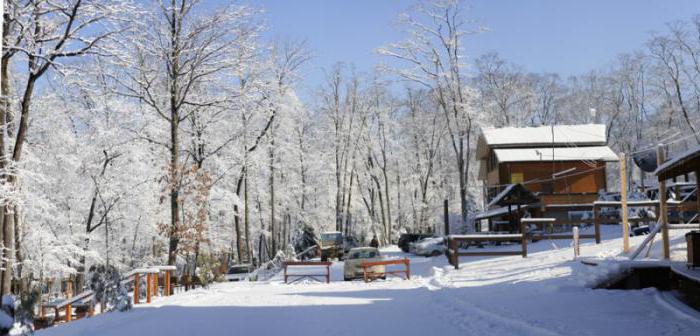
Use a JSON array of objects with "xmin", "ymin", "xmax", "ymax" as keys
[{"xmin": 0, "ymin": 0, "xmax": 698, "ymax": 298}]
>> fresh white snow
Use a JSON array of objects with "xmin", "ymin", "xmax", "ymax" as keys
[
  {"xmin": 38, "ymin": 227, "xmax": 700, "ymax": 336},
  {"xmin": 493, "ymin": 146, "xmax": 619, "ymax": 163}
]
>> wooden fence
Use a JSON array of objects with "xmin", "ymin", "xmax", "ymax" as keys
[
  {"xmin": 360, "ymin": 258, "xmax": 411, "ymax": 282},
  {"xmin": 447, "ymin": 229, "xmax": 528, "ymax": 269},
  {"xmin": 282, "ymin": 261, "xmax": 332, "ymax": 284}
]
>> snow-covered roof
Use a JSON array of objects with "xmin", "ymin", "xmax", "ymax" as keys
[
  {"xmin": 493, "ymin": 146, "xmax": 619, "ymax": 163},
  {"xmin": 654, "ymin": 144, "xmax": 700, "ymax": 180},
  {"xmin": 469, "ymin": 205, "xmax": 530, "ymax": 221},
  {"xmin": 477, "ymin": 124, "xmax": 607, "ymax": 158}
]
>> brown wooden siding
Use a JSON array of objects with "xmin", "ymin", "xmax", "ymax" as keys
[{"xmin": 498, "ymin": 161, "xmax": 607, "ymax": 194}]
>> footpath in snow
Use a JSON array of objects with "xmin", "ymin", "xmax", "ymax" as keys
[{"xmin": 38, "ymin": 227, "xmax": 700, "ymax": 336}]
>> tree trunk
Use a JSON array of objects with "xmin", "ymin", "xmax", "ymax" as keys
[
  {"xmin": 244, "ymin": 171, "xmax": 251, "ymax": 263},
  {"xmin": 167, "ymin": 116, "xmax": 181, "ymax": 265},
  {"xmin": 167, "ymin": 2, "xmax": 182, "ymax": 265},
  {"xmin": 1, "ymin": 206, "xmax": 13, "ymax": 295},
  {"xmin": 233, "ymin": 204, "xmax": 242, "ymax": 262},
  {"xmin": 269, "ymin": 140, "xmax": 276, "ymax": 253}
]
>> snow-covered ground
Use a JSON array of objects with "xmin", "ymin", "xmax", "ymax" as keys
[{"xmin": 39, "ymin": 226, "xmax": 700, "ymax": 336}]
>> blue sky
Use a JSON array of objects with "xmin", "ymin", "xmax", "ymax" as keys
[{"xmin": 238, "ymin": 0, "xmax": 700, "ymax": 100}]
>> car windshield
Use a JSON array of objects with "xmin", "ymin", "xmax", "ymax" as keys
[
  {"xmin": 349, "ymin": 249, "xmax": 379, "ymax": 259},
  {"xmin": 321, "ymin": 233, "xmax": 342, "ymax": 242},
  {"xmin": 228, "ymin": 266, "xmax": 249, "ymax": 274}
]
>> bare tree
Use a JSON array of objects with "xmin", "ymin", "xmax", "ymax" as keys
[
  {"xmin": 110, "ymin": 0, "xmax": 258, "ymax": 265},
  {"xmin": 379, "ymin": 0, "xmax": 483, "ymax": 231},
  {"xmin": 0, "ymin": 0, "xmax": 127, "ymax": 295}
]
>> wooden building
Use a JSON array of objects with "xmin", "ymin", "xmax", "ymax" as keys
[{"xmin": 477, "ymin": 124, "xmax": 619, "ymax": 206}]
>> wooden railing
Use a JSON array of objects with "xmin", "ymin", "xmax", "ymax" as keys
[
  {"xmin": 282, "ymin": 261, "xmax": 332, "ymax": 284},
  {"xmin": 447, "ymin": 230, "xmax": 528, "ymax": 269},
  {"xmin": 360, "ymin": 258, "xmax": 410, "ymax": 282},
  {"xmin": 40, "ymin": 290, "xmax": 94, "ymax": 323},
  {"xmin": 523, "ymin": 218, "xmax": 600, "ymax": 242}
]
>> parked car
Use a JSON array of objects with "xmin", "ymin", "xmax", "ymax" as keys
[
  {"xmin": 320, "ymin": 231, "xmax": 344, "ymax": 261},
  {"xmin": 411, "ymin": 237, "xmax": 447, "ymax": 257},
  {"xmin": 225, "ymin": 264, "xmax": 253, "ymax": 282},
  {"xmin": 343, "ymin": 247, "xmax": 384, "ymax": 281},
  {"xmin": 398, "ymin": 233, "xmax": 434, "ymax": 253}
]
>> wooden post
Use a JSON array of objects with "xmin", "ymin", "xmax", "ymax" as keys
[
  {"xmin": 657, "ymin": 145, "xmax": 670, "ymax": 260},
  {"xmin": 520, "ymin": 219, "xmax": 527, "ymax": 257},
  {"xmin": 133, "ymin": 273, "xmax": 140, "ymax": 305},
  {"xmin": 165, "ymin": 270, "xmax": 171, "ymax": 296},
  {"xmin": 326, "ymin": 264, "xmax": 330, "ymax": 284},
  {"xmin": 449, "ymin": 237, "xmax": 458, "ymax": 269},
  {"xmin": 443, "ymin": 200, "xmax": 450, "ymax": 235},
  {"xmin": 66, "ymin": 280, "xmax": 73, "ymax": 321},
  {"xmin": 283, "ymin": 263, "xmax": 288, "ymax": 284},
  {"xmin": 573, "ymin": 226, "xmax": 580, "ymax": 259},
  {"xmin": 146, "ymin": 273, "xmax": 152, "ymax": 304},
  {"xmin": 154, "ymin": 272, "xmax": 159, "ymax": 296},
  {"xmin": 696, "ymin": 170, "xmax": 700, "ymax": 222},
  {"xmin": 593, "ymin": 204, "xmax": 601, "ymax": 244},
  {"xmin": 405, "ymin": 259, "xmax": 410, "ymax": 280},
  {"xmin": 620, "ymin": 153, "xmax": 630, "ymax": 252}
]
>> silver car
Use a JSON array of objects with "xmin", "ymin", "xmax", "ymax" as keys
[
  {"xmin": 225, "ymin": 264, "xmax": 253, "ymax": 281},
  {"xmin": 412, "ymin": 237, "xmax": 447, "ymax": 257},
  {"xmin": 343, "ymin": 247, "xmax": 385, "ymax": 281}
]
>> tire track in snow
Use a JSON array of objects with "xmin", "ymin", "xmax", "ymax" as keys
[
  {"xmin": 423, "ymin": 266, "xmax": 563, "ymax": 336},
  {"xmin": 427, "ymin": 289, "xmax": 563, "ymax": 336}
]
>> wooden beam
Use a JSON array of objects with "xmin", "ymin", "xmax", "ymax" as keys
[
  {"xmin": 620, "ymin": 153, "xmax": 630, "ymax": 252},
  {"xmin": 146, "ymin": 273, "xmax": 152, "ymax": 304},
  {"xmin": 696, "ymin": 169, "xmax": 700, "ymax": 224},
  {"xmin": 448, "ymin": 237, "xmax": 458, "ymax": 269},
  {"xmin": 456, "ymin": 251, "xmax": 523, "ymax": 256},
  {"xmin": 657, "ymin": 145, "xmax": 670, "ymax": 259},
  {"xmin": 520, "ymin": 217, "xmax": 528, "ymax": 257},
  {"xmin": 134, "ymin": 273, "xmax": 140, "ymax": 305},
  {"xmin": 593, "ymin": 204, "xmax": 601, "ymax": 244}
]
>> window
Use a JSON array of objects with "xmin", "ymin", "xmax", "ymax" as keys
[
  {"xmin": 350, "ymin": 250, "xmax": 379, "ymax": 259},
  {"xmin": 510, "ymin": 173, "xmax": 524, "ymax": 184}
]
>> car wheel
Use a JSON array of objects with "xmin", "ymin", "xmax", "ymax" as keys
[
  {"xmin": 344, "ymin": 276, "xmax": 352, "ymax": 281},
  {"xmin": 430, "ymin": 250, "xmax": 441, "ymax": 257}
]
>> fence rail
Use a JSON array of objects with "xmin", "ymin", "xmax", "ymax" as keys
[
  {"xmin": 282, "ymin": 261, "xmax": 332, "ymax": 284},
  {"xmin": 360, "ymin": 259, "xmax": 411, "ymax": 282}
]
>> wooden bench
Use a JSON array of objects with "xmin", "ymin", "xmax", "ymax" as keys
[
  {"xmin": 360, "ymin": 258, "xmax": 410, "ymax": 282},
  {"xmin": 40, "ymin": 290, "xmax": 95, "ymax": 323},
  {"xmin": 283, "ymin": 261, "xmax": 332, "ymax": 284},
  {"xmin": 447, "ymin": 232, "xmax": 527, "ymax": 269}
]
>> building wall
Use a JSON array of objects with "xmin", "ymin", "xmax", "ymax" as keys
[{"xmin": 497, "ymin": 161, "xmax": 607, "ymax": 197}]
